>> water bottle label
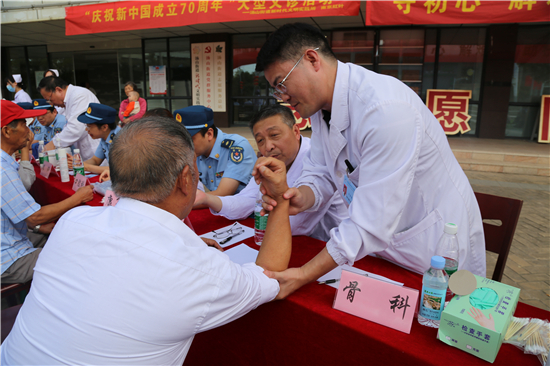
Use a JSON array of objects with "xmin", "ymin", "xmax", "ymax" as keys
[
  {"xmin": 419, "ymin": 286, "xmax": 446, "ymax": 321},
  {"xmin": 39, "ymin": 154, "xmax": 45, "ymax": 164},
  {"xmin": 254, "ymin": 212, "xmax": 268, "ymax": 230},
  {"xmin": 74, "ymin": 167, "xmax": 86, "ymax": 177}
]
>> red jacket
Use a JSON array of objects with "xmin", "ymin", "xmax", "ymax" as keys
[{"xmin": 119, "ymin": 97, "xmax": 147, "ymax": 122}]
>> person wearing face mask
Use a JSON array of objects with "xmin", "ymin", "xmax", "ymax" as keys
[{"xmin": 5, "ymin": 75, "xmax": 32, "ymax": 104}]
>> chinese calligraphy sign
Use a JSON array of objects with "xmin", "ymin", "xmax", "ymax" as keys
[
  {"xmin": 426, "ymin": 89, "xmax": 472, "ymax": 135},
  {"xmin": 192, "ymin": 42, "xmax": 226, "ymax": 112},
  {"xmin": 343, "ymin": 280, "xmax": 361, "ymax": 303},
  {"xmin": 389, "ymin": 294, "xmax": 411, "ymax": 320}
]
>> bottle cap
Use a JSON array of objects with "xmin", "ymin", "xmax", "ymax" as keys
[
  {"xmin": 74, "ymin": 149, "xmax": 80, "ymax": 154},
  {"xmin": 444, "ymin": 223, "xmax": 458, "ymax": 235},
  {"xmin": 431, "ymin": 255, "xmax": 446, "ymax": 269}
]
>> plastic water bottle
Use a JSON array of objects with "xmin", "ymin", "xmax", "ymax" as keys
[
  {"xmin": 73, "ymin": 149, "xmax": 85, "ymax": 177},
  {"xmin": 254, "ymin": 190, "xmax": 268, "ymax": 245},
  {"xmin": 436, "ymin": 223, "xmax": 459, "ymax": 301},
  {"xmin": 57, "ymin": 148, "xmax": 70, "ymax": 183},
  {"xmin": 418, "ymin": 255, "xmax": 449, "ymax": 328},
  {"xmin": 54, "ymin": 135, "xmax": 62, "ymax": 172},
  {"xmin": 38, "ymin": 141, "xmax": 46, "ymax": 167}
]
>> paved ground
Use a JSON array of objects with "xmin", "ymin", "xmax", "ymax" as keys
[{"xmin": 466, "ymin": 171, "xmax": 550, "ymax": 311}]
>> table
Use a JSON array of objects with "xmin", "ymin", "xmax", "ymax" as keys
[{"xmin": 31, "ymin": 167, "xmax": 548, "ymax": 366}]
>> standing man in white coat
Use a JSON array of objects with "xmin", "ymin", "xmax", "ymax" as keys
[
  {"xmin": 253, "ymin": 23, "xmax": 485, "ymax": 298},
  {"xmin": 37, "ymin": 77, "xmax": 99, "ymax": 160}
]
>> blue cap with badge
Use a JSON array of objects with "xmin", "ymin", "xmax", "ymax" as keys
[
  {"xmin": 17, "ymin": 102, "xmax": 33, "ymax": 110},
  {"xmin": 32, "ymin": 99, "xmax": 53, "ymax": 110},
  {"xmin": 173, "ymin": 105, "xmax": 214, "ymax": 137},
  {"xmin": 77, "ymin": 103, "xmax": 117, "ymax": 124}
]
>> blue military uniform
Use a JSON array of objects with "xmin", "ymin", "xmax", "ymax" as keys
[
  {"xmin": 77, "ymin": 103, "xmax": 119, "ymax": 163},
  {"xmin": 196, "ymin": 129, "xmax": 256, "ymax": 193},
  {"xmin": 94, "ymin": 126, "xmax": 121, "ymax": 162},
  {"xmin": 30, "ymin": 99, "xmax": 68, "ymax": 144},
  {"xmin": 174, "ymin": 105, "xmax": 256, "ymax": 194}
]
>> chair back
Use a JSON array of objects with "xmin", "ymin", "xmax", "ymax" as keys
[{"xmin": 474, "ymin": 192, "xmax": 523, "ymax": 282}]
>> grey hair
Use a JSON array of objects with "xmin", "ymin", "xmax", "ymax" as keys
[
  {"xmin": 248, "ymin": 104, "xmax": 295, "ymax": 133},
  {"xmin": 109, "ymin": 116, "xmax": 196, "ymax": 204}
]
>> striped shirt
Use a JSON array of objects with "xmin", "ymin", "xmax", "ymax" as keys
[{"xmin": 1, "ymin": 150, "xmax": 40, "ymax": 274}]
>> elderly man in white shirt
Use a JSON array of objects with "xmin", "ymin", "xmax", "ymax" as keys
[
  {"xmin": 1, "ymin": 116, "xmax": 293, "ymax": 365},
  {"xmin": 37, "ymin": 76, "xmax": 99, "ymax": 160},
  {"xmin": 195, "ymin": 104, "xmax": 348, "ymax": 241}
]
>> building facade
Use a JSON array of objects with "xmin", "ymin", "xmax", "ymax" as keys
[{"xmin": 2, "ymin": 1, "xmax": 548, "ymax": 139}]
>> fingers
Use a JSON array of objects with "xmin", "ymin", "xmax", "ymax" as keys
[{"xmin": 283, "ymin": 187, "xmax": 298, "ymax": 200}]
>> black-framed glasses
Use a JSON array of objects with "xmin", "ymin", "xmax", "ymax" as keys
[{"xmin": 271, "ymin": 47, "xmax": 319, "ymax": 101}]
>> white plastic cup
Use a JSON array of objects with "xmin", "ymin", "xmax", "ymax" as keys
[{"xmin": 57, "ymin": 148, "xmax": 70, "ymax": 183}]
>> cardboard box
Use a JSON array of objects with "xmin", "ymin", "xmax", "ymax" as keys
[{"xmin": 438, "ymin": 276, "xmax": 520, "ymax": 363}]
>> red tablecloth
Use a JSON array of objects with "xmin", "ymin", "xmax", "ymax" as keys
[{"xmin": 31, "ymin": 170, "xmax": 548, "ymax": 366}]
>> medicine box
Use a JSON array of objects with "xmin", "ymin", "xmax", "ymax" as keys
[{"xmin": 437, "ymin": 276, "xmax": 520, "ymax": 363}]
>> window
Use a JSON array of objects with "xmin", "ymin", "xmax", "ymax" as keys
[
  {"xmin": 332, "ymin": 30, "xmax": 375, "ymax": 70},
  {"xmin": 506, "ymin": 26, "xmax": 550, "ymax": 138}
]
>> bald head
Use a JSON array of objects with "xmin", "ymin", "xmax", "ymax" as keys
[{"xmin": 110, "ymin": 116, "xmax": 196, "ymax": 204}]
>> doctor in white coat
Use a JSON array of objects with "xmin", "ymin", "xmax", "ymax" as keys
[
  {"xmin": 37, "ymin": 76, "xmax": 99, "ymax": 161},
  {"xmin": 253, "ymin": 23, "xmax": 485, "ymax": 299}
]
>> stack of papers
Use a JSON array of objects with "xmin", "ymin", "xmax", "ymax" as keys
[{"xmin": 317, "ymin": 264, "xmax": 404, "ymax": 289}]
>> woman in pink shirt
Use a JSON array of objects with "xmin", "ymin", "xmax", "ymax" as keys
[{"xmin": 119, "ymin": 81, "xmax": 147, "ymax": 126}]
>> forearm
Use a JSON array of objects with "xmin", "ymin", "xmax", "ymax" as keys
[
  {"xmin": 26, "ymin": 195, "xmax": 80, "ymax": 227},
  {"xmin": 204, "ymin": 193, "xmax": 223, "ymax": 212},
  {"xmin": 83, "ymin": 162, "xmax": 108, "ymax": 174},
  {"xmin": 301, "ymin": 247, "xmax": 338, "ymax": 284},
  {"xmin": 20, "ymin": 147, "xmax": 30, "ymax": 162},
  {"xmin": 256, "ymin": 198, "xmax": 291, "ymax": 272}
]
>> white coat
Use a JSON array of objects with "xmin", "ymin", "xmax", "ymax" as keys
[
  {"xmin": 56, "ymin": 85, "xmax": 100, "ymax": 161},
  {"xmin": 295, "ymin": 61, "xmax": 486, "ymax": 276}
]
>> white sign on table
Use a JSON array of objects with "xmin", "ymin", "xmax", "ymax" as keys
[{"xmin": 72, "ymin": 173, "xmax": 88, "ymax": 192}]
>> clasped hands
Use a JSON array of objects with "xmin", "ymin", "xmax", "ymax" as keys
[{"xmin": 252, "ymin": 157, "xmax": 290, "ymax": 209}]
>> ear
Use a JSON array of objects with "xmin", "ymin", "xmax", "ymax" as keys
[
  {"xmin": 292, "ymin": 124, "xmax": 301, "ymax": 141},
  {"xmin": 177, "ymin": 165, "xmax": 191, "ymax": 196},
  {"xmin": 207, "ymin": 128, "xmax": 215, "ymax": 142},
  {"xmin": 1, "ymin": 126, "xmax": 11, "ymax": 139},
  {"xmin": 305, "ymin": 49, "xmax": 322, "ymax": 72}
]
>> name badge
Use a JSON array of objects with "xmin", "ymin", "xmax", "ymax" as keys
[
  {"xmin": 40, "ymin": 162, "xmax": 54, "ymax": 178},
  {"xmin": 103, "ymin": 190, "xmax": 119, "ymax": 207},
  {"xmin": 342, "ymin": 174, "xmax": 356, "ymax": 205}
]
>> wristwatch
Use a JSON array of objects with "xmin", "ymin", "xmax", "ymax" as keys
[{"xmin": 32, "ymin": 224, "xmax": 41, "ymax": 233}]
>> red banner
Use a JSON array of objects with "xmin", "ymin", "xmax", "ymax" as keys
[
  {"xmin": 65, "ymin": 1, "xmax": 360, "ymax": 36},
  {"xmin": 366, "ymin": 1, "xmax": 550, "ymax": 26}
]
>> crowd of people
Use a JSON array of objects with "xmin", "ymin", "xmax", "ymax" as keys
[{"xmin": 1, "ymin": 22, "xmax": 485, "ymax": 365}]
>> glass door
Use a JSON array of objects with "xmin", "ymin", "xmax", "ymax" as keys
[
  {"xmin": 378, "ymin": 29, "xmax": 425, "ymax": 96},
  {"xmin": 74, "ymin": 52, "xmax": 119, "ymax": 109}
]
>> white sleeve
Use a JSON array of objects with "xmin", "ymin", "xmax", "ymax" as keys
[
  {"xmin": 56, "ymin": 93, "xmax": 95, "ymax": 148},
  {"xmin": 213, "ymin": 177, "xmax": 257, "ymax": 220},
  {"xmin": 294, "ymin": 114, "xmax": 338, "ymax": 212},
  {"xmin": 18, "ymin": 161, "xmax": 36, "ymax": 191},
  {"xmin": 326, "ymin": 101, "xmax": 423, "ymax": 266},
  {"xmin": 198, "ymin": 262, "xmax": 279, "ymax": 332}
]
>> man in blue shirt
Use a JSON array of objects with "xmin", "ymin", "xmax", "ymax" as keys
[
  {"xmin": 74, "ymin": 103, "xmax": 121, "ymax": 175},
  {"xmin": 1, "ymin": 101, "xmax": 94, "ymax": 284},
  {"xmin": 174, "ymin": 106, "xmax": 256, "ymax": 198},
  {"xmin": 30, "ymin": 99, "xmax": 67, "ymax": 145}
]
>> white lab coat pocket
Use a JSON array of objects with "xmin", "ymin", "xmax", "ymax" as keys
[{"xmin": 378, "ymin": 209, "xmax": 444, "ymax": 274}]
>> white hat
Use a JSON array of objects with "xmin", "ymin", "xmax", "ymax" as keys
[
  {"xmin": 12, "ymin": 74, "xmax": 22, "ymax": 83},
  {"xmin": 50, "ymin": 69, "xmax": 59, "ymax": 77}
]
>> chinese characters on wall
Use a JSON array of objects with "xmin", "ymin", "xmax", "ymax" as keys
[
  {"xmin": 426, "ymin": 89, "xmax": 472, "ymax": 135},
  {"xmin": 192, "ymin": 42, "xmax": 226, "ymax": 112}
]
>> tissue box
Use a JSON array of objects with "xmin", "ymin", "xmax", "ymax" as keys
[{"xmin": 438, "ymin": 276, "xmax": 520, "ymax": 363}]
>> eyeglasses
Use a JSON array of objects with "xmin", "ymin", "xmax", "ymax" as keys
[
  {"xmin": 271, "ymin": 47, "xmax": 319, "ymax": 101},
  {"xmin": 45, "ymin": 90, "xmax": 54, "ymax": 104},
  {"xmin": 211, "ymin": 223, "xmax": 245, "ymax": 240}
]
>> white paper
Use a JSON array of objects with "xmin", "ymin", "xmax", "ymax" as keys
[
  {"xmin": 149, "ymin": 66, "xmax": 167, "ymax": 95},
  {"xmin": 200, "ymin": 222, "xmax": 254, "ymax": 248},
  {"xmin": 224, "ymin": 244, "xmax": 259, "ymax": 265},
  {"xmin": 318, "ymin": 264, "xmax": 404, "ymax": 289}
]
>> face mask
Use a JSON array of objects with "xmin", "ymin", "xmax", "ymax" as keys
[{"xmin": 6, "ymin": 85, "xmax": 15, "ymax": 93}]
